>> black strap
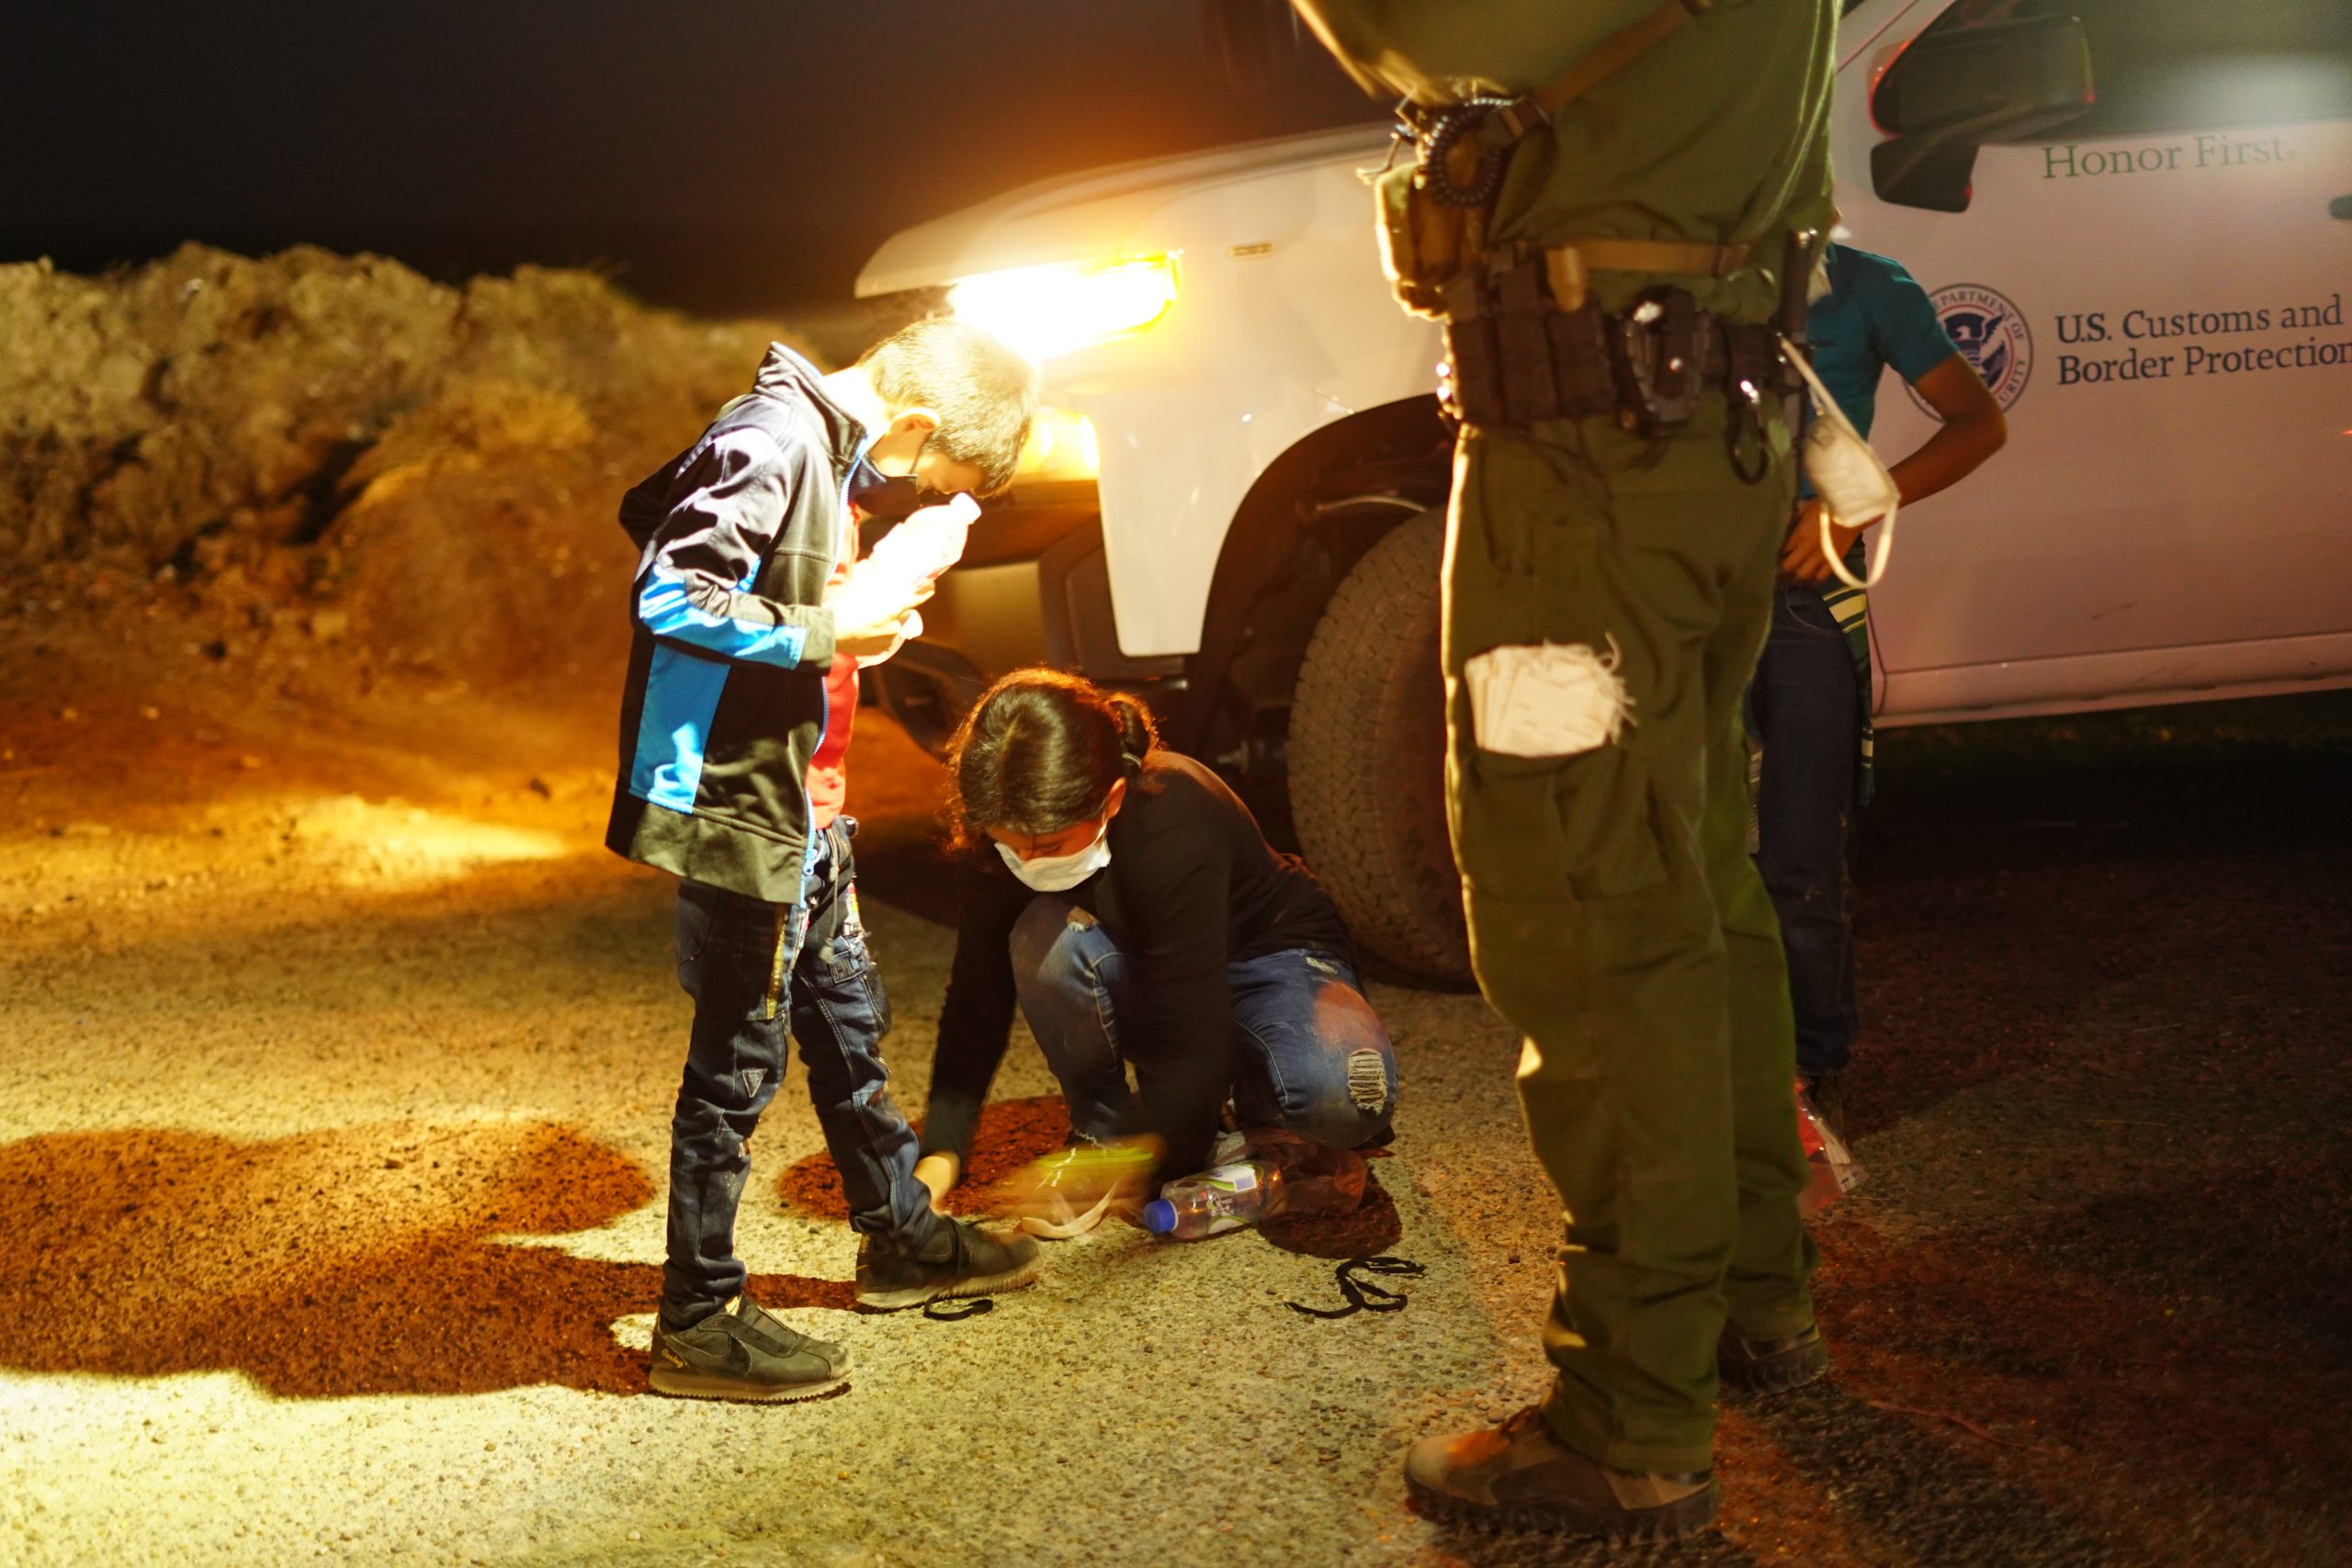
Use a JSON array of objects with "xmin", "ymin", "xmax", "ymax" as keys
[
  {"xmin": 1283, "ymin": 1256, "xmax": 1428, "ymax": 1320},
  {"xmin": 922, "ymin": 1296, "xmax": 994, "ymax": 1321}
]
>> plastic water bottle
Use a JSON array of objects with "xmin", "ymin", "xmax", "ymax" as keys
[{"xmin": 1142, "ymin": 1160, "xmax": 1290, "ymax": 1240}]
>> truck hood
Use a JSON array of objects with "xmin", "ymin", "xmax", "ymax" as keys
[{"xmin": 854, "ymin": 123, "xmax": 1391, "ymax": 297}]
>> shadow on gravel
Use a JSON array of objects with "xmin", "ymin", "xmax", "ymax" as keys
[
  {"xmin": 1261, "ymin": 1167, "xmax": 1403, "ymax": 1258},
  {"xmin": 1407, "ymin": 1513, "xmax": 1764, "ymax": 1568},
  {"xmin": 0, "ymin": 1120, "xmax": 836, "ymax": 1397},
  {"xmin": 1850, "ymin": 697, "xmax": 2352, "ymax": 1142},
  {"xmin": 1745, "ymin": 1382, "xmax": 2115, "ymax": 1567},
  {"xmin": 1826, "ymin": 1192, "xmax": 2352, "ymax": 1528}
]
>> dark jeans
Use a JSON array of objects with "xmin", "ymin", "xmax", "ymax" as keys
[
  {"xmin": 1747, "ymin": 581, "xmax": 1860, "ymax": 1084},
  {"xmin": 1005, "ymin": 897, "xmax": 1398, "ymax": 1159},
  {"xmin": 663, "ymin": 818, "xmax": 933, "ymax": 1325}
]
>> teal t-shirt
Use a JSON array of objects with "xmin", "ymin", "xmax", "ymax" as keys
[{"xmin": 1800, "ymin": 243, "xmax": 1961, "ymax": 485}]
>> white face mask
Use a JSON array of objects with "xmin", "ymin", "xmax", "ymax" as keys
[
  {"xmin": 995, "ymin": 825, "xmax": 1112, "ymax": 892},
  {"xmin": 1781, "ymin": 333, "xmax": 1901, "ymax": 590}
]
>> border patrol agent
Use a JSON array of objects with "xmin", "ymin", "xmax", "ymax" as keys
[{"xmin": 1290, "ymin": 0, "xmax": 1839, "ymax": 1541}]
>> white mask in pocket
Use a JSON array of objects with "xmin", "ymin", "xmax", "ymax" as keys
[{"xmin": 1781, "ymin": 336, "xmax": 1900, "ymax": 591}]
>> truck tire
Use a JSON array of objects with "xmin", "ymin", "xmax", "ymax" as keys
[{"xmin": 1287, "ymin": 510, "xmax": 1473, "ymax": 985}]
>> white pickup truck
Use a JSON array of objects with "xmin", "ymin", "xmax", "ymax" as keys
[{"xmin": 855, "ymin": 0, "xmax": 2352, "ymax": 980}]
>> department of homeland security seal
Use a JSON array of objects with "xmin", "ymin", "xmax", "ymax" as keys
[{"xmin": 1909, "ymin": 283, "xmax": 2033, "ymax": 413}]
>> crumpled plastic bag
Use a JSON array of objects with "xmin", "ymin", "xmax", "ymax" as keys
[
  {"xmin": 1795, "ymin": 1087, "xmax": 1867, "ymax": 1215},
  {"xmin": 1242, "ymin": 1128, "xmax": 1369, "ymax": 1219}
]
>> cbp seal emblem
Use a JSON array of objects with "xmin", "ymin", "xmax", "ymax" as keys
[{"xmin": 1910, "ymin": 283, "xmax": 2033, "ymax": 413}]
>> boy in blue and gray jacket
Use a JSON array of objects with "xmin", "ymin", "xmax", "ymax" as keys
[{"xmin": 608, "ymin": 319, "xmax": 1039, "ymax": 1400}]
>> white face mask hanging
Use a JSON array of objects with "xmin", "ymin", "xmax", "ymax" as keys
[
  {"xmin": 996, "ymin": 826, "xmax": 1112, "ymax": 893},
  {"xmin": 1781, "ymin": 336, "xmax": 1901, "ymax": 591}
]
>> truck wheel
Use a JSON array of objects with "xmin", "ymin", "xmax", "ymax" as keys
[{"xmin": 1288, "ymin": 510, "xmax": 1472, "ymax": 984}]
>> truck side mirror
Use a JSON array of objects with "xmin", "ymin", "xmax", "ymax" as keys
[{"xmin": 1871, "ymin": 16, "xmax": 2096, "ymax": 212}]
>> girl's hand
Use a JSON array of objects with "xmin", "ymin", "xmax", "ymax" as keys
[{"xmin": 912, "ymin": 1152, "xmax": 960, "ymax": 1212}]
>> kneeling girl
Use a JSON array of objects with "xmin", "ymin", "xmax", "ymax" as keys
[{"xmin": 914, "ymin": 670, "xmax": 1397, "ymax": 1209}]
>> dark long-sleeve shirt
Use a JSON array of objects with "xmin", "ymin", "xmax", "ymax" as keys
[{"xmin": 921, "ymin": 751, "xmax": 1353, "ymax": 1179}]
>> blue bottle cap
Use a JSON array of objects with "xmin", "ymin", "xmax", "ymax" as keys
[{"xmin": 1142, "ymin": 1199, "xmax": 1178, "ymax": 1235}]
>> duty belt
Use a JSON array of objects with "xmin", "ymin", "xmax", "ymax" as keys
[{"xmin": 1438, "ymin": 241, "xmax": 1787, "ymax": 455}]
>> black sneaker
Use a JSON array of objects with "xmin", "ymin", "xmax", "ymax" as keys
[
  {"xmin": 648, "ymin": 1294, "xmax": 849, "ymax": 1402},
  {"xmin": 854, "ymin": 1216, "xmax": 1040, "ymax": 1312},
  {"xmin": 1718, "ymin": 1321, "xmax": 1830, "ymax": 1395}
]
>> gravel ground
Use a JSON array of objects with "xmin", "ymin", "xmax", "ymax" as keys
[{"xmin": 3, "ymin": 617, "xmax": 2348, "ymax": 1568}]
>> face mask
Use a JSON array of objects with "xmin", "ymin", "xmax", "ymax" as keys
[
  {"xmin": 996, "ymin": 825, "xmax": 1112, "ymax": 892},
  {"xmin": 1781, "ymin": 335, "xmax": 1901, "ymax": 591},
  {"xmin": 853, "ymin": 434, "xmax": 948, "ymax": 523}
]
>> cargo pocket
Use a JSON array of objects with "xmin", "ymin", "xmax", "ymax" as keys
[{"xmin": 809, "ymin": 913, "xmax": 893, "ymax": 1039}]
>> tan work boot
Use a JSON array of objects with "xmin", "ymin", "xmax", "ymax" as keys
[{"xmin": 1403, "ymin": 1406, "xmax": 1720, "ymax": 1542}]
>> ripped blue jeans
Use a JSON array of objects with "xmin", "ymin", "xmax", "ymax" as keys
[
  {"xmin": 663, "ymin": 818, "xmax": 931, "ymax": 1325},
  {"xmin": 1008, "ymin": 897, "xmax": 1398, "ymax": 1163}
]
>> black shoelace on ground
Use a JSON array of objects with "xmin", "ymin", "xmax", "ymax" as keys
[
  {"xmin": 922, "ymin": 1297, "xmax": 994, "ymax": 1321},
  {"xmin": 1283, "ymin": 1256, "xmax": 1426, "ymax": 1319}
]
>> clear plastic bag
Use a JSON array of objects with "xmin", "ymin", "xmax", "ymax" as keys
[{"xmin": 1795, "ymin": 1087, "xmax": 1866, "ymax": 1215}]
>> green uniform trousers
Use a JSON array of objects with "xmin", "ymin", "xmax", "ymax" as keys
[{"xmin": 1443, "ymin": 395, "xmax": 1816, "ymax": 1476}]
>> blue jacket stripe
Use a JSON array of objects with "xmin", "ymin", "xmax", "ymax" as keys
[
  {"xmin": 630, "ymin": 644, "xmax": 731, "ymax": 812},
  {"xmin": 637, "ymin": 570, "xmax": 809, "ymax": 669}
]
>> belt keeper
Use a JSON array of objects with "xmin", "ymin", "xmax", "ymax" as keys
[
  {"xmin": 1493, "ymin": 96, "xmax": 1549, "ymax": 141},
  {"xmin": 1543, "ymin": 247, "xmax": 1590, "ymax": 311}
]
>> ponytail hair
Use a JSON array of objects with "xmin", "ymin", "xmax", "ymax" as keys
[{"xmin": 944, "ymin": 668, "xmax": 1159, "ymax": 854}]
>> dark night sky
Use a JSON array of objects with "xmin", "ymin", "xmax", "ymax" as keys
[{"xmin": 2, "ymin": 1, "xmax": 1382, "ymax": 316}]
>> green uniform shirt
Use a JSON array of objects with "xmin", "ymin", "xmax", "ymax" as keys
[{"xmin": 1295, "ymin": 0, "xmax": 1838, "ymax": 321}]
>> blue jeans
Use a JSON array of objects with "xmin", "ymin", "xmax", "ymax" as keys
[
  {"xmin": 1747, "ymin": 581, "xmax": 1860, "ymax": 1083},
  {"xmin": 1006, "ymin": 897, "xmax": 1398, "ymax": 1159},
  {"xmin": 664, "ymin": 818, "xmax": 932, "ymax": 1325}
]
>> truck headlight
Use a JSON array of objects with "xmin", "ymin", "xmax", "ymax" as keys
[{"xmin": 946, "ymin": 254, "xmax": 1179, "ymax": 363}]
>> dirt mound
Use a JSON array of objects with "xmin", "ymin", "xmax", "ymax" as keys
[{"xmin": 0, "ymin": 243, "xmax": 805, "ymax": 689}]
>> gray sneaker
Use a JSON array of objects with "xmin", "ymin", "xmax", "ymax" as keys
[
  {"xmin": 648, "ymin": 1294, "xmax": 848, "ymax": 1402},
  {"xmin": 854, "ymin": 1216, "xmax": 1040, "ymax": 1312}
]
